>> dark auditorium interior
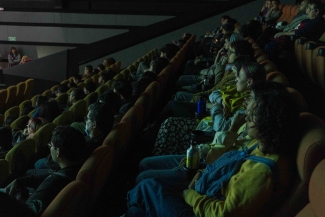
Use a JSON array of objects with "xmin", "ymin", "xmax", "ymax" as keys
[{"xmin": 0, "ymin": 0, "xmax": 325, "ymax": 216}]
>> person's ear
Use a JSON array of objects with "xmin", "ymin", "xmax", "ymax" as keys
[
  {"xmin": 247, "ymin": 78, "xmax": 253, "ymax": 88},
  {"xmin": 93, "ymin": 121, "xmax": 97, "ymax": 129}
]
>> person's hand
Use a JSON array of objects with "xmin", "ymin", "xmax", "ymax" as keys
[
  {"xmin": 188, "ymin": 171, "xmax": 202, "ymax": 189},
  {"xmin": 274, "ymin": 32, "xmax": 284, "ymax": 38},
  {"xmin": 5, "ymin": 180, "xmax": 18, "ymax": 196},
  {"xmin": 183, "ymin": 189, "xmax": 189, "ymax": 199},
  {"xmin": 22, "ymin": 128, "xmax": 28, "ymax": 136},
  {"xmin": 222, "ymin": 101, "xmax": 231, "ymax": 119},
  {"xmin": 229, "ymin": 113, "xmax": 246, "ymax": 132}
]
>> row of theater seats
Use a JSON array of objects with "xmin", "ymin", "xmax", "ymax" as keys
[
  {"xmin": 0, "ymin": 48, "xmax": 160, "ymax": 185},
  {"xmin": 38, "ymin": 35, "xmax": 196, "ymax": 216},
  {"xmin": 0, "ymin": 79, "xmax": 34, "ymax": 115},
  {"xmin": 295, "ymin": 38, "xmax": 325, "ymax": 92},
  {"xmin": 247, "ymin": 16, "xmax": 325, "ymax": 215}
]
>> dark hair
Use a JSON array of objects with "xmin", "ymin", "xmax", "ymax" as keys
[
  {"xmin": 71, "ymin": 88, "xmax": 86, "ymax": 101},
  {"xmin": 10, "ymin": 47, "xmax": 18, "ymax": 56},
  {"xmin": 160, "ymin": 43, "xmax": 179, "ymax": 60},
  {"xmin": 35, "ymin": 95, "xmax": 48, "ymax": 108},
  {"xmin": 234, "ymin": 55, "xmax": 256, "ymax": 73},
  {"xmin": 72, "ymin": 74, "xmax": 82, "ymax": 81},
  {"xmin": 222, "ymin": 23, "xmax": 235, "ymax": 33},
  {"xmin": 309, "ymin": 1, "xmax": 325, "ymax": 17},
  {"xmin": 0, "ymin": 127, "xmax": 13, "ymax": 151},
  {"xmin": 51, "ymin": 126, "xmax": 86, "ymax": 161},
  {"xmin": 39, "ymin": 101, "xmax": 61, "ymax": 123},
  {"xmin": 97, "ymin": 90, "xmax": 121, "ymax": 114},
  {"xmin": 230, "ymin": 40, "xmax": 255, "ymax": 58},
  {"xmin": 151, "ymin": 57, "xmax": 169, "ymax": 75},
  {"xmin": 85, "ymin": 65, "xmax": 93, "ymax": 72},
  {"xmin": 28, "ymin": 117, "xmax": 46, "ymax": 134},
  {"xmin": 113, "ymin": 80, "xmax": 133, "ymax": 99},
  {"xmin": 221, "ymin": 15, "xmax": 231, "ymax": 20},
  {"xmin": 239, "ymin": 62, "xmax": 266, "ymax": 82},
  {"xmin": 251, "ymin": 81, "xmax": 299, "ymax": 157},
  {"xmin": 58, "ymin": 84, "xmax": 69, "ymax": 94},
  {"xmin": 88, "ymin": 102, "xmax": 114, "ymax": 134},
  {"xmin": 106, "ymin": 58, "xmax": 116, "ymax": 65},
  {"xmin": 22, "ymin": 104, "xmax": 34, "ymax": 116},
  {"xmin": 4, "ymin": 116, "xmax": 17, "ymax": 126},
  {"xmin": 68, "ymin": 81, "xmax": 77, "ymax": 88},
  {"xmin": 93, "ymin": 69, "xmax": 99, "ymax": 74},
  {"xmin": 132, "ymin": 77, "xmax": 152, "ymax": 97},
  {"xmin": 97, "ymin": 64, "xmax": 105, "ymax": 71},
  {"xmin": 84, "ymin": 81, "xmax": 97, "ymax": 93},
  {"xmin": 100, "ymin": 69, "xmax": 116, "ymax": 83}
]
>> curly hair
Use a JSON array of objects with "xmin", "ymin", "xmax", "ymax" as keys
[
  {"xmin": 230, "ymin": 40, "xmax": 255, "ymax": 58},
  {"xmin": 252, "ymin": 82, "xmax": 300, "ymax": 156}
]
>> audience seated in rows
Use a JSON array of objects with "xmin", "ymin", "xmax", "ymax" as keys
[
  {"xmin": 5, "ymin": 126, "xmax": 87, "ymax": 215},
  {"xmin": 124, "ymin": 81, "xmax": 300, "ymax": 217}
]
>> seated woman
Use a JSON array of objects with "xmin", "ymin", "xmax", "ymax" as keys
[
  {"xmin": 152, "ymin": 62, "xmax": 266, "ymax": 155},
  {"xmin": 124, "ymin": 81, "xmax": 300, "ymax": 217},
  {"xmin": 13, "ymin": 118, "xmax": 46, "ymax": 144},
  {"xmin": 8, "ymin": 47, "xmax": 21, "ymax": 67}
]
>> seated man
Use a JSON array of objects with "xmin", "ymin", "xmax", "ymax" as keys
[
  {"xmin": 113, "ymin": 80, "xmax": 136, "ymax": 115},
  {"xmin": 5, "ymin": 126, "xmax": 87, "ymax": 215},
  {"xmin": 82, "ymin": 64, "xmax": 94, "ymax": 80},
  {"xmin": 103, "ymin": 57, "xmax": 116, "ymax": 70}
]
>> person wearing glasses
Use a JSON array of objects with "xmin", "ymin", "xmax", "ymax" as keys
[
  {"xmin": 13, "ymin": 118, "xmax": 46, "ymax": 145},
  {"xmin": 4, "ymin": 126, "xmax": 87, "ymax": 215}
]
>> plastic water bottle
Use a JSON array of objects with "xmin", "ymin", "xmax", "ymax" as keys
[
  {"xmin": 186, "ymin": 132, "xmax": 200, "ymax": 170},
  {"xmin": 197, "ymin": 96, "xmax": 206, "ymax": 114}
]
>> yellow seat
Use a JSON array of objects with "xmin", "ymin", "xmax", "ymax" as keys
[
  {"xmin": 55, "ymin": 93, "xmax": 69, "ymax": 106},
  {"xmin": 121, "ymin": 68, "xmax": 131, "ymax": 80},
  {"xmin": 69, "ymin": 100, "xmax": 87, "ymax": 122},
  {"xmin": 10, "ymin": 115, "xmax": 30, "ymax": 130},
  {"xmin": 50, "ymin": 85, "xmax": 59, "ymax": 93},
  {"xmin": 0, "ymin": 159, "xmax": 10, "ymax": 184},
  {"xmin": 0, "ymin": 89, "xmax": 7, "ymax": 113},
  {"xmin": 15, "ymin": 82, "xmax": 26, "ymax": 106},
  {"xmin": 28, "ymin": 108, "xmax": 36, "ymax": 117},
  {"xmin": 30, "ymin": 94, "xmax": 40, "ymax": 107},
  {"xmin": 84, "ymin": 92, "xmax": 98, "ymax": 109},
  {"xmin": 95, "ymin": 85, "xmax": 108, "ymax": 96},
  {"xmin": 77, "ymin": 82, "xmax": 85, "ymax": 89},
  {"xmin": 105, "ymin": 79, "xmax": 115, "ymax": 89},
  {"xmin": 41, "ymin": 180, "xmax": 90, "ymax": 217},
  {"xmin": 5, "ymin": 85, "xmax": 17, "ymax": 111},
  {"xmin": 53, "ymin": 111, "xmax": 74, "ymax": 126},
  {"xmin": 42, "ymin": 89, "xmax": 53, "ymax": 99},
  {"xmin": 77, "ymin": 145, "xmax": 115, "ymax": 208},
  {"xmin": 61, "ymin": 80, "xmax": 69, "ymax": 85},
  {"xmin": 32, "ymin": 123, "xmax": 57, "ymax": 157},
  {"xmin": 19, "ymin": 100, "xmax": 32, "ymax": 116},
  {"xmin": 83, "ymin": 78, "xmax": 93, "ymax": 83},
  {"xmin": 91, "ymin": 74, "xmax": 100, "ymax": 84},
  {"xmin": 5, "ymin": 139, "xmax": 35, "ymax": 176},
  {"xmin": 67, "ymin": 87, "xmax": 74, "ymax": 94},
  {"xmin": 23, "ymin": 79, "xmax": 34, "ymax": 101},
  {"xmin": 113, "ymin": 73, "xmax": 123, "ymax": 80},
  {"xmin": 4, "ymin": 106, "xmax": 19, "ymax": 120}
]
